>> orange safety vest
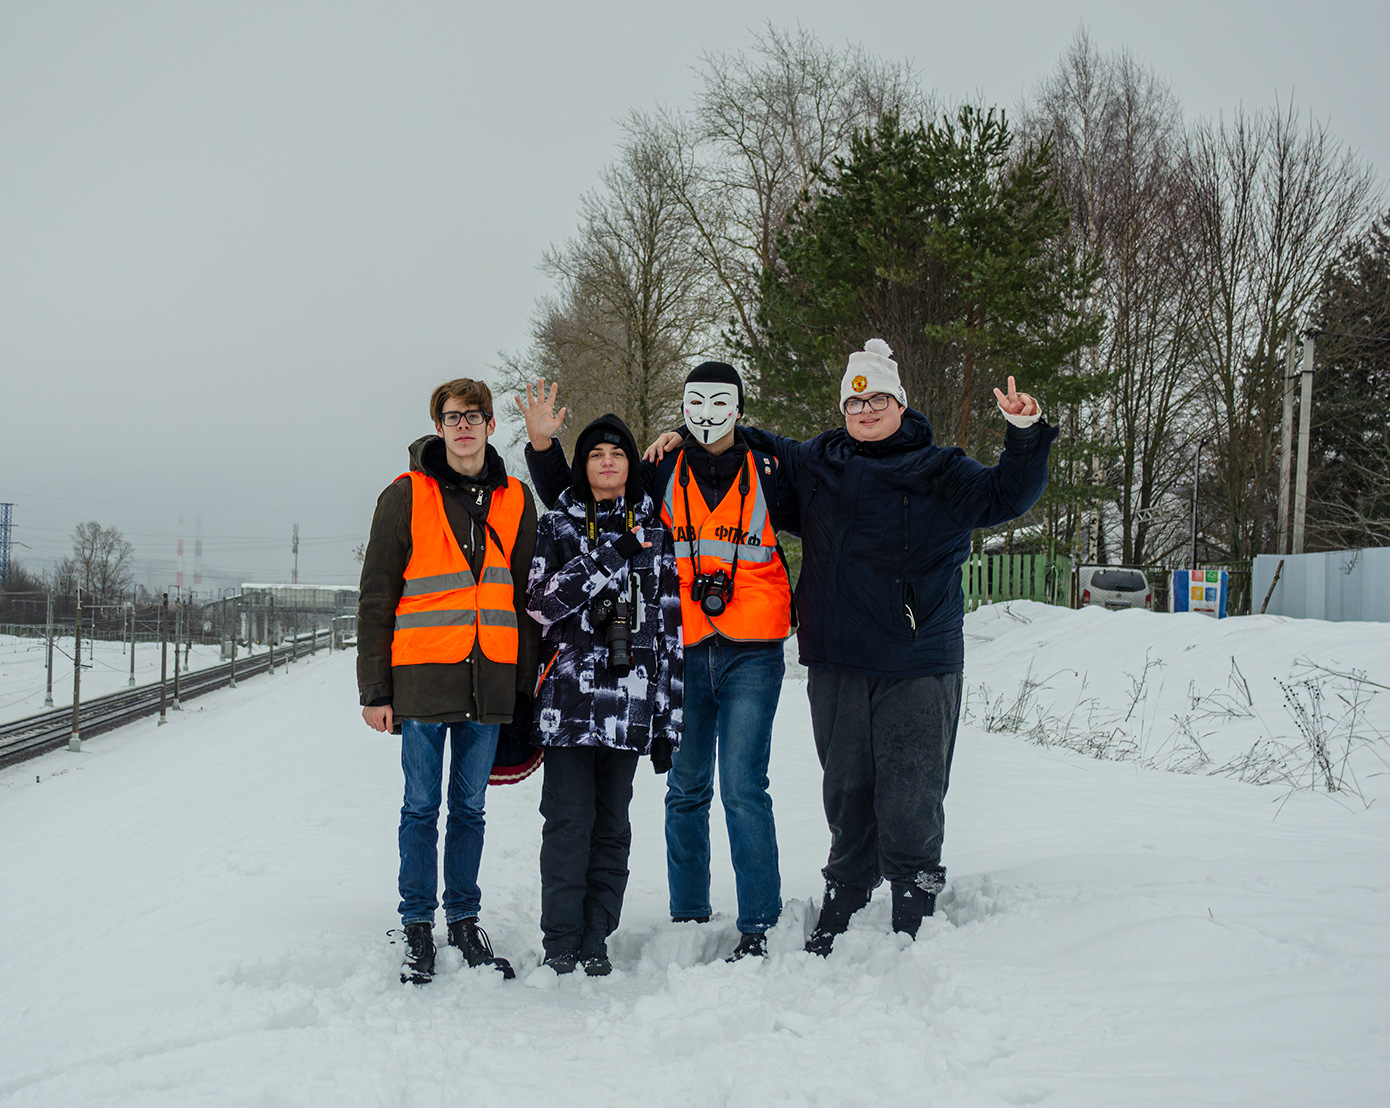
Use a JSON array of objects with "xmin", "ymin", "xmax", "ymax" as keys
[
  {"xmin": 391, "ymin": 471, "xmax": 524, "ymax": 666},
  {"xmin": 662, "ymin": 449, "xmax": 792, "ymax": 647}
]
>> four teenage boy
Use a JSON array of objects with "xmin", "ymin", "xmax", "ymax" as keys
[{"xmin": 359, "ymin": 343, "xmax": 1055, "ymax": 980}]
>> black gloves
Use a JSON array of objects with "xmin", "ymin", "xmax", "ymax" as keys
[{"xmin": 611, "ymin": 531, "xmax": 643, "ymax": 560}]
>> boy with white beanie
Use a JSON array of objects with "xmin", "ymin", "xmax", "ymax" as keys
[{"xmin": 730, "ymin": 338, "xmax": 1054, "ymax": 952}]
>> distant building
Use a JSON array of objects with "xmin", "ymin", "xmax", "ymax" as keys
[{"xmin": 238, "ymin": 583, "xmax": 359, "ymax": 643}]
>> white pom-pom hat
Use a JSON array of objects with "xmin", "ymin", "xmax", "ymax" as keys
[{"xmin": 840, "ymin": 338, "xmax": 906, "ymax": 411}]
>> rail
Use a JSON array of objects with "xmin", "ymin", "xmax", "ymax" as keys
[{"xmin": 0, "ymin": 628, "xmax": 332, "ymax": 768}]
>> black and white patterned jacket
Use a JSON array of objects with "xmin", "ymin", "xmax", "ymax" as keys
[{"xmin": 526, "ymin": 489, "xmax": 683, "ymax": 755}]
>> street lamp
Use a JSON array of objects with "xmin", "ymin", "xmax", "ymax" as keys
[{"xmin": 1191, "ymin": 440, "xmax": 1206, "ymax": 569}]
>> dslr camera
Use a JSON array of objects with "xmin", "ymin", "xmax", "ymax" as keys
[
  {"xmin": 690, "ymin": 570, "xmax": 733, "ymax": 617},
  {"xmin": 590, "ymin": 589, "xmax": 634, "ymax": 677}
]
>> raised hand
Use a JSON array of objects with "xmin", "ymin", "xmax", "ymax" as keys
[
  {"xmin": 993, "ymin": 376, "xmax": 1038, "ymax": 417},
  {"xmin": 643, "ymin": 430, "xmax": 684, "ymax": 463},
  {"xmin": 514, "ymin": 379, "xmax": 567, "ymax": 450}
]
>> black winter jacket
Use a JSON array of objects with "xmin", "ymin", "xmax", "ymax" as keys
[
  {"xmin": 742, "ymin": 410, "xmax": 1058, "ymax": 677},
  {"xmin": 526, "ymin": 489, "xmax": 684, "ymax": 756}
]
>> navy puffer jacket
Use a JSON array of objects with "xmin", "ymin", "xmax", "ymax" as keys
[{"xmin": 742, "ymin": 409, "xmax": 1058, "ymax": 677}]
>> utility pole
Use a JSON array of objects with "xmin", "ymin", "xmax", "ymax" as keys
[
  {"xmin": 268, "ymin": 594, "xmax": 276, "ymax": 674},
  {"xmin": 172, "ymin": 593, "xmax": 182, "ymax": 710},
  {"xmin": 1292, "ymin": 332, "xmax": 1316, "ymax": 555},
  {"xmin": 0, "ymin": 502, "xmax": 12, "ymax": 589},
  {"xmin": 1191, "ymin": 440, "xmax": 1206, "ymax": 569},
  {"xmin": 128, "ymin": 596, "xmax": 136, "ymax": 687},
  {"xmin": 44, "ymin": 588, "xmax": 55, "ymax": 706},
  {"xmin": 292, "ymin": 524, "xmax": 299, "ymax": 584},
  {"xmin": 1277, "ymin": 330, "xmax": 1297, "ymax": 554},
  {"xmin": 229, "ymin": 594, "xmax": 238, "ymax": 689},
  {"xmin": 158, "ymin": 593, "xmax": 169, "ymax": 725},
  {"xmin": 69, "ymin": 586, "xmax": 82, "ymax": 752}
]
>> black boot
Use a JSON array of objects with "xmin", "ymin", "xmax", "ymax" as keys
[
  {"xmin": 890, "ymin": 883, "xmax": 935, "ymax": 938},
  {"xmin": 399, "ymin": 922, "xmax": 435, "ymax": 985},
  {"xmin": 578, "ymin": 903, "xmax": 616, "ymax": 975},
  {"xmin": 579, "ymin": 935, "xmax": 612, "ymax": 977},
  {"xmin": 805, "ymin": 881, "xmax": 871, "ymax": 957},
  {"xmin": 671, "ymin": 915, "xmax": 710, "ymax": 924},
  {"xmin": 726, "ymin": 932, "xmax": 767, "ymax": 962},
  {"xmin": 543, "ymin": 950, "xmax": 579, "ymax": 974},
  {"xmin": 447, "ymin": 918, "xmax": 516, "ymax": 980}
]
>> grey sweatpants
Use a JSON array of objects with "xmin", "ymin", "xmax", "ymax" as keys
[{"xmin": 806, "ymin": 666, "xmax": 963, "ymax": 892}]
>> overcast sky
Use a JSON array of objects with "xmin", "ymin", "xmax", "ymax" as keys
[{"xmin": 2, "ymin": 0, "xmax": 1386, "ymax": 592}]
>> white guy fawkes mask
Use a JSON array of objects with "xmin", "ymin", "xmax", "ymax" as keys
[{"xmin": 683, "ymin": 383, "xmax": 739, "ymax": 445}]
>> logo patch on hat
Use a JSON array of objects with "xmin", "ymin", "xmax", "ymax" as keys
[{"xmin": 852, "ymin": 375, "xmax": 867, "ymax": 392}]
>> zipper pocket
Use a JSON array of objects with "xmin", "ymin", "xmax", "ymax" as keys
[{"xmin": 534, "ymin": 649, "xmax": 560, "ymax": 696}]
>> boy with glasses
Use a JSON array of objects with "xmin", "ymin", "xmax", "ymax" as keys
[
  {"xmin": 358, "ymin": 378, "xmax": 539, "ymax": 984},
  {"xmin": 664, "ymin": 339, "xmax": 1056, "ymax": 953}
]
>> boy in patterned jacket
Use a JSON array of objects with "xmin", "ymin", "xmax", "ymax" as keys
[{"xmin": 525, "ymin": 413, "xmax": 684, "ymax": 975}]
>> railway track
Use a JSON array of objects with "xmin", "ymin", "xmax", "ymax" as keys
[{"xmin": 0, "ymin": 634, "xmax": 331, "ymax": 768}]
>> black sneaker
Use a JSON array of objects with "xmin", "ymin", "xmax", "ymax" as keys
[
  {"xmin": 671, "ymin": 915, "xmax": 710, "ymax": 924},
  {"xmin": 543, "ymin": 950, "xmax": 579, "ymax": 974},
  {"xmin": 398, "ymin": 922, "xmax": 435, "ymax": 984},
  {"xmin": 447, "ymin": 918, "xmax": 516, "ymax": 980},
  {"xmin": 726, "ymin": 932, "xmax": 767, "ymax": 962}
]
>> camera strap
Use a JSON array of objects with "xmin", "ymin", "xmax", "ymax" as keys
[
  {"xmin": 585, "ymin": 499, "xmax": 636, "ymax": 552},
  {"xmin": 679, "ymin": 448, "xmax": 750, "ymax": 589}
]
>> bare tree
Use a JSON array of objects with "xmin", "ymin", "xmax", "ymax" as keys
[
  {"xmin": 66, "ymin": 521, "xmax": 135, "ymax": 602},
  {"xmin": 500, "ymin": 27, "xmax": 934, "ymax": 442},
  {"xmin": 1176, "ymin": 101, "xmax": 1378, "ymax": 561},
  {"xmin": 499, "ymin": 121, "xmax": 724, "ymax": 448},
  {"xmin": 667, "ymin": 24, "xmax": 933, "ymax": 362},
  {"xmin": 1027, "ymin": 30, "xmax": 1203, "ymax": 567}
]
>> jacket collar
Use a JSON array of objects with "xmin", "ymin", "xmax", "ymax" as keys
[
  {"xmin": 819, "ymin": 409, "xmax": 960, "ymax": 484},
  {"xmin": 409, "ymin": 435, "xmax": 509, "ymax": 492}
]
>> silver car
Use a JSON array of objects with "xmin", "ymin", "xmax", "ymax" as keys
[{"xmin": 1080, "ymin": 567, "xmax": 1151, "ymax": 611}]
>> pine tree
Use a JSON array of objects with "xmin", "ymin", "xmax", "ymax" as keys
[
  {"xmin": 739, "ymin": 108, "xmax": 1103, "ymax": 472},
  {"xmin": 1307, "ymin": 211, "xmax": 1390, "ymax": 548}
]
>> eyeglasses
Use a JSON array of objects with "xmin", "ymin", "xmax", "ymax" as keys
[
  {"xmin": 439, "ymin": 410, "xmax": 491, "ymax": 427},
  {"xmin": 844, "ymin": 394, "xmax": 893, "ymax": 415}
]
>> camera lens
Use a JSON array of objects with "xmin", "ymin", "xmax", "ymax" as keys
[{"xmin": 700, "ymin": 591, "xmax": 726, "ymax": 617}]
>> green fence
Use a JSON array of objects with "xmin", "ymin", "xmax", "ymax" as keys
[{"xmin": 961, "ymin": 553, "xmax": 1072, "ymax": 612}]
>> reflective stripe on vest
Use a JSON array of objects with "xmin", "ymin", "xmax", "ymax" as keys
[
  {"xmin": 662, "ymin": 449, "xmax": 792, "ymax": 647},
  {"xmin": 391, "ymin": 472, "xmax": 524, "ymax": 666}
]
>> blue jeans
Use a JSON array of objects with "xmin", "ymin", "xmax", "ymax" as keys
[
  {"xmin": 665, "ymin": 639, "xmax": 784, "ymax": 933},
  {"xmin": 398, "ymin": 719, "xmax": 500, "ymax": 925}
]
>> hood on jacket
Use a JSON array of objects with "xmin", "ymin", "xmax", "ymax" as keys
[
  {"xmin": 408, "ymin": 434, "xmax": 509, "ymax": 492},
  {"xmin": 571, "ymin": 414, "xmax": 642, "ymax": 504}
]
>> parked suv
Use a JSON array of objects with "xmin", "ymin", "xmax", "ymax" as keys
[{"xmin": 1080, "ymin": 567, "xmax": 1151, "ymax": 611}]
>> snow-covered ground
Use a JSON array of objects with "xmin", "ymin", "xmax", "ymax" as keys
[
  {"xmin": 1, "ymin": 605, "xmax": 1388, "ymax": 1106},
  {"xmin": 0, "ymin": 633, "xmax": 229, "ymax": 724}
]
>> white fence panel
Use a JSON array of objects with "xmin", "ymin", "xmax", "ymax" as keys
[{"xmin": 1253, "ymin": 548, "xmax": 1390, "ymax": 623}]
